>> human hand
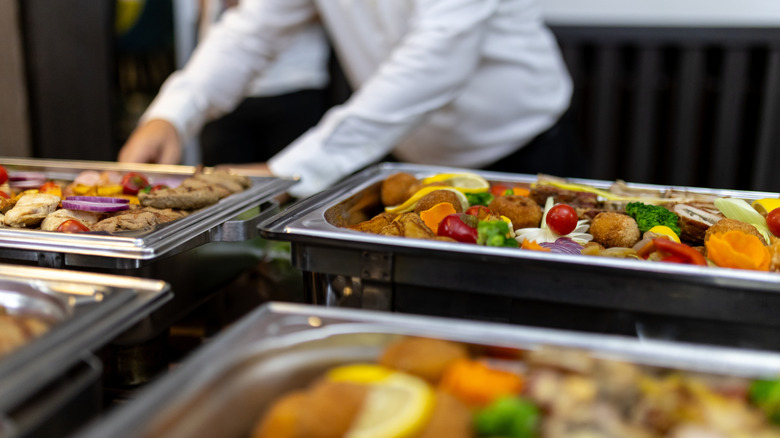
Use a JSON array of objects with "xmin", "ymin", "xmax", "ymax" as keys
[{"xmin": 118, "ymin": 119, "xmax": 182, "ymax": 164}]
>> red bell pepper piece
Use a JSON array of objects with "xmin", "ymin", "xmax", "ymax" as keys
[{"xmin": 652, "ymin": 238, "xmax": 707, "ymax": 266}]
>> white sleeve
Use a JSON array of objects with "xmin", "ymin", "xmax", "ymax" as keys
[
  {"xmin": 141, "ymin": 0, "xmax": 319, "ymax": 143},
  {"xmin": 269, "ymin": 0, "xmax": 499, "ymax": 198}
]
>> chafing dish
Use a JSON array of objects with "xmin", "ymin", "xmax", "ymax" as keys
[
  {"xmin": 73, "ymin": 302, "xmax": 780, "ymax": 438},
  {"xmin": 0, "ymin": 263, "xmax": 170, "ymax": 437},
  {"xmin": 260, "ymin": 162, "xmax": 780, "ymax": 348}
]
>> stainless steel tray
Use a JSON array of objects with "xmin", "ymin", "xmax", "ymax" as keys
[
  {"xmin": 0, "ymin": 158, "xmax": 295, "ymax": 269},
  {"xmin": 73, "ymin": 302, "xmax": 780, "ymax": 438},
  {"xmin": 0, "ymin": 263, "xmax": 171, "ymax": 414},
  {"xmin": 260, "ymin": 163, "xmax": 780, "ymax": 337}
]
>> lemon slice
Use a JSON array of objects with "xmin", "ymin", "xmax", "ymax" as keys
[
  {"xmin": 327, "ymin": 364, "xmax": 395, "ymax": 384},
  {"xmin": 385, "ymin": 187, "xmax": 469, "ymax": 215},
  {"xmin": 648, "ymin": 225, "xmax": 680, "ymax": 243},
  {"xmin": 345, "ymin": 372, "xmax": 435, "ymax": 438},
  {"xmin": 420, "ymin": 172, "xmax": 490, "ymax": 194},
  {"xmin": 752, "ymin": 198, "xmax": 780, "ymax": 216}
]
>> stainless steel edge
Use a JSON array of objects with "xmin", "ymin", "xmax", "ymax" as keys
[
  {"xmin": 73, "ymin": 301, "xmax": 780, "ymax": 438},
  {"xmin": 0, "ymin": 264, "xmax": 172, "ymax": 413},
  {"xmin": 0, "ymin": 159, "xmax": 296, "ymax": 267}
]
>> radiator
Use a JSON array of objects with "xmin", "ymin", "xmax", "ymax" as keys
[{"xmin": 550, "ymin": 26, "xmax": 780, "ymax": 192}]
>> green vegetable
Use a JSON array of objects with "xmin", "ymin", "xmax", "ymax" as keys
[
  {"xmin": 625, "ymin": 202, "xmax": 681, "ymax": 235},
  {"xmin": 714, "ymin": 197, "xmax": 772, "ymax": 243},
  {"xmin": 466, "ymin": 192, "xmax": 495, "ymax": 207},
  {"xmin": 477, "ymin": 220, "xmax": 518, "ymax": 248},
  {"xmin": 474, "ymin": 396, "xmax": 539, "ymax": 438},
  {"xmin": 750, "ymin": 379, "xmax": 780, "ymax": 424}
]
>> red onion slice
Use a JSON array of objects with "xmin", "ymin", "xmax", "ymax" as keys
[
  {"xmin": 540, "ymin": 237, "xmax": 584, "ymax": 255},
  {"xmin": 65, "ymin": 196, "xmax": 129, "ymax": 204},
  {"xmin": 61, "ymin": 200, "xmax": 130, "ymax": 212}
]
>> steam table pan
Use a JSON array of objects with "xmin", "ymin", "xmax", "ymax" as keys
[
  {"xmin": 260, "ymin": 162, "xmax": 780, "ymax": 348},
  {"xmin": 74, "ymin": 302, "xmax": 780, "ymax": 438}
]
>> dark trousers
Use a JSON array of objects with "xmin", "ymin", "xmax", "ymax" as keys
[{"xmin": 200, "ymin": 89, "xmax": 327, "ymax": 166}]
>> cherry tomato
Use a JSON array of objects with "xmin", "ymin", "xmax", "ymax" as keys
[
  {"xmin": 0, "ymin": 166, "xmax": 7, "ymax": 185},
  {"xmin": 490, "ymin": 184, "xmax": 513, "ymax": 197},
  {"xmin": 39, "ymin": 181, "xmax": 60, "ymax": 194},
  {"xmin": 545, "ymin": 204, "xmax": 578, "ymax": 235},
  {"xmin": 140, "ymin": 184, "xmax": 169, "ymax": 194},
  {"xmin": 121, "ymin": 172, "xmax": 150, "ymax": 195},
  {"xmin": 0, "ymin": 191, "xmax": 8, "ymax": 199},
  {"xmin": 437, "ymin": 214, "xmax": 478, "ymax": 243},
  {"xmin": 767, "ymin": 208, "xmax": 780, "ymax": 237},
  {"xmin": 56, "ymin": 219, "xmax": 90, "ymax": 233}
]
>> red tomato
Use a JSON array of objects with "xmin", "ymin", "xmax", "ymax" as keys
[
  {"xmin": 767, "ymin": 208, "xmax": 780, "ymax": 237},
  {"xmin": 490, "ymin": 184, "xmax": 512, "ymax": 197},
  {"xmin": 437, "ymin": 214, "xmax": 478, "ymax": 244},
  {"xmin": 0, "ymin": 166, "xmax": 7, "ymax": 185},
  {"xmin": 56, "ymin": 219, "xmax": 90, "ymax": 233},
  {"xmin": 545, "ymin": 204, "xmax": 578, "ymax": 235},
  {"xmin": 0, "ymin": 191, "xmax": 8, "ymax": 199},
  {"xmin": 39, "ymin": 181, "xmax": 60, "ymax": 193},
  {"xmin": 121, "ymin": 172, "xmax": 150, "ymax": 195}
]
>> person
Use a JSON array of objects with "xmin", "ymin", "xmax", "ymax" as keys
[
  {"xmin": 119, "ymin": 0, "xmax": 574, "ymax": 198},
  {"xmin": 194, "ymin": 0, "xmax": 331, "ymax": 165}
]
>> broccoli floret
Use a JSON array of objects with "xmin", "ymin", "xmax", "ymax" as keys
[
  {"xmin": 625, "ymin": 202, "xmax": 681, "ymax": 235},
  {"xmin": 477, "ymin": 220, "xmax": 518, "ymax": 248},
  {"xmin": 466, "ymin": 192, "xmax": 494, "ymax": 207}
]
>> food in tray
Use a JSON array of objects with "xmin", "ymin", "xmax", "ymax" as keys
[
  {"xmin": 0, "ymin": 165, "xmax": 251, "ymax": 233},
  {"xmin": 342, "ymin": 171, "xmax": 780, "ymax": 272},
  {"xmin": 252, "ymin": 336, "xmax": 780, "ymax": 438},
  {"xmin": 0, "ymin": 306, "xmax": 50, "ymax": 358}
]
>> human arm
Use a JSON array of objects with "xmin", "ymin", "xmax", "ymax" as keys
[
  {"xmin": 120, "ymin": 0, "xmax": 319, "ymax": 163},
  {"xmin": 269, "ymin": 0, "xmax": 500, "ymax": 197}
]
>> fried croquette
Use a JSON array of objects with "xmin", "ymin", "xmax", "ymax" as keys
[
  {"xmin": 488, "ymin": 195, "xmax": 543, "ymax": 229},
  {"xmin": 417, "ymin": 391, "xmax": 474, "ymax": 438},
  {"xmin": 379, "ymin": 213, "xmax": 437, "ymax": 239},
  {"xmin": 379, "ymin": 337, "xmax": 469, "ymax": 384},
  {"xmin": 704, "ymin": 218, "xmax": 767, "ymax": 246},
  {"xmin": 381, "ymin": 172, "xmax": 420, "ymax": 207},
  {"xmin": 252, "ymin": 380, "xmax": 368, "ymax": 438},
  {"xmin": 589, "ymin": 212, "xmax": 641, "ymax": 248},
  {"xmin": 348, "ymin": 212, "xmax": 397, "ymax": 234},
  {"xmin": 414, "ymin": 190, "xmax": 464, "ymax": 214}
]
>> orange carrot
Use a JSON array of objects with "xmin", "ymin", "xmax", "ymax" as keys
[
  {"xmin": 520, "ymin": 240, "xmax": 551, "ymax": 252},
  {"xmin": 706, "ymin": 230, "xmax": 771, "ymax": 271},
  {"xmin": 439, "ymin": 358, "xmax": 524, "ymax": 407},
  {"xmin": 419, "ymin": 202, "xmax": 457, "ymax": 233}
]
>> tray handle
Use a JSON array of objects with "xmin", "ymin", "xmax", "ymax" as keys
[{"xmin": 211, "ymin": 199, "xmax": 281, "ymax": 242}]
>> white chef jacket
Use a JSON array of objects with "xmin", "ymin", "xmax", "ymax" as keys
[{"xmin": 142, "ymin": 0, "xmax": 572, "ymax": 198}]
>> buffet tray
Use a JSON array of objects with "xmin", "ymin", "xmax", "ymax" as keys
[
  {"xmin": 260, "ymin": 163, "xmax": 780, "ymax": 343},
  {"xmin": 73, "ymin": 302, "xmax": 780, "ymax": 438},
  {"xmin": 0, "ymin": 158, "xmax": 295, "ymax": 270},
  {"xmin": 0, "ymin": 263, "xmax": 170, "ymax": 420}
]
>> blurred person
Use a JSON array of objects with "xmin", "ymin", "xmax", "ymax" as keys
[
  {"xmin": 195, "ymin": 0, "xmax": 330, "ymax": 165},
  {"xmin": 120, "ymin": 0, "xmax": 575, "ymax": 198}
]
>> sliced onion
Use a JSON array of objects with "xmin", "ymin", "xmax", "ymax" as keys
[
  {"xmin": 8, "ymin": 171, "xmax": 47, "ymax": 182},
  {"xmin": 65, "ymin": 196, "xmax": 129, "ymax": 204},
  {"xmin": 540, "ymin": 237, "xmax": 584, "ymax": 255},
  {"xmin": 9, "ymin": 180, "xmax": 46, "ymax": 190},
  {"xmin": 61, "ymin": 200, "xmax": 130, "ymax": 212},
  {"xmin": 148, "ymin": 177, "xmax": 182, "ymax": 188}
]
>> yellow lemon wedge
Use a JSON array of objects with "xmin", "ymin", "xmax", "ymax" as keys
[
  {"xmin": 752, "ymin": 198, "xmax": 780, "ymax": 216},
  {"xmin": 385, "ymin": 186, "xmax": 469, "ymax": 215},
  {"xmin": 648, "ymin": 225, "xmax": 681, "ymax": 243},
  {"xmin": 327, "ymin": 364, "xmax": 395, "ymax": 384},
  {"xmin": 345, "ymin": 372, "xmax": 435, "ymax": 438},
  {"xmin": 420, "ymin": 172, "xmax": 490, "ymax": 194}
]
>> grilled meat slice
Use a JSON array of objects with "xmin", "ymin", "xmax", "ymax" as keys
[
  {"xmin": 4, "ymin": 193, "xmax": 60, "ymax": 227},
  {"xmin": 673, "ymin": 204, "xmax": 723, "ymax": 244},
  {"xmin": 139, "ymin": 182, "xmax": 222, "ymax": 210},
  {"xmin": 91, "ymin": 211, "xmax": 159, "ymax": 232},
  {"xmin": 192, "ymin": 171, "xmax": 251, "ymax": 193},
  {"xmin": 530, "ymin": 184, "xmax": 600, "ymax": 209}
]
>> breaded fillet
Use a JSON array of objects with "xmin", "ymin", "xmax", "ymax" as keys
[{"xmin": 4, "ymin": 193, "xmax": 60, "ymax": 227}]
